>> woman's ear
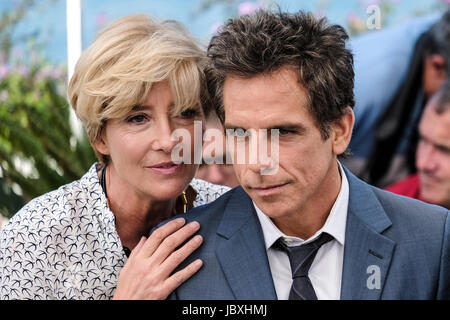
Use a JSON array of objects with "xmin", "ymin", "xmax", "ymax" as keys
[
  {"xmin": 93, "ymin": 127, "xmax": 110, "ymax": 156},
  {"xmin": 331, "ymin": 106, "xmax": 354, "ymax": 156}
]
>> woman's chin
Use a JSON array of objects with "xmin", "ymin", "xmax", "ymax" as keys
[{"xmin": 147, "ymin": 178, "xmax": 192, "ymax": 199}]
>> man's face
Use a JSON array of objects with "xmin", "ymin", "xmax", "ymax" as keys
[
  {"xmin": 196, "ymin": 122, "xmax": 239, "ymax": 187},
  {"xmin": 223, "ymin": 67, "xmax": 345, "ymax": 223},
  {"xmin": 423, "ymin": 54, "xmax": 447, "ymax": 99},
  {"xmin": 416, "ymin": 103, "xmax": 450, "ymax": 209}
]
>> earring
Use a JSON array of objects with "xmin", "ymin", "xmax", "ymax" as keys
[{"xmin": 181, "ymin": 191, "xmax": 188, "ymax": 213}]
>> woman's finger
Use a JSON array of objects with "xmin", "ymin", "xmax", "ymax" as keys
[
  {"xmin": 137, "ymin": 218, "xmax": 186, "ymax": 258},
  {"xmin": 159, "ymin": 234, "xmax": 203, "ymax": 277},
  {"xmin": 150, "ymin": 221, "xmax": 200, "ymax": 265},
  {"xmin": 128, "ymin": 236, "xmax": 147, "ymax": 259},
  {"xmin": 163, "ymin": 259, "xmax": 203, "ymax": 296}
]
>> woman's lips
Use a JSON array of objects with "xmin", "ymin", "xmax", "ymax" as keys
[{"xmin": 146, "ymin": 162, "xmax": 183, "ymax": 175}]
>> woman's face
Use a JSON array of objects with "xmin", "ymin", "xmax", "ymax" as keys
[{"xmin": 95, "ymin": 80, "xmax": 203, "ymax": 202}]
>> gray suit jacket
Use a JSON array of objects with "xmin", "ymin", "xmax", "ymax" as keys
[{"xmin": 164, "ymin": 167, "xmax": 450, "ymax": 299}]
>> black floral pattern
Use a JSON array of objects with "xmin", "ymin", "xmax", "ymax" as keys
[{"xmin": 0, "ymin": 164, "xmax": 229, "ymax": 300}]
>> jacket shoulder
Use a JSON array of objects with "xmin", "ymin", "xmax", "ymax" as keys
[
  {"xmin": 180, "ymin": 187, "xmax": 238, "ymax": 223},
  {"xmin": 373, "ymin": 186, "xmax": 448, "ymax": 230},
  {"xmin": 157, "ymin": 187, "xmax": 239, "ymax": 231}
]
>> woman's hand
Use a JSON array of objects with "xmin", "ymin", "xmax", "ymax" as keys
[{"xmin": 112, "ymin": 217, "xmax": 203, "ymax": 300}]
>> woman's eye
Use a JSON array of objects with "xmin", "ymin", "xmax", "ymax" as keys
[
  {"xmin": 127, "ymin": 114, "xmax": 147, "ymax": 124},
  {"xmin": 179, "ymin": 108, "xmax": 198, "ymax": 119}
]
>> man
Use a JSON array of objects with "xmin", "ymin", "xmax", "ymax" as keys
[
  {"xmin": 344, "ymin": 10, "xmax": 450, "ymax": 187},
  {"xmin": 164, "ymin": 10, "xmax": 450, "ymax": 299},
  {"xmin": 195, "ymin": 115, "xmax": 239, "ymax": 188},
  {"xmin": 386, "ymin": 80, "xmax": 450, "ymax": 210}
]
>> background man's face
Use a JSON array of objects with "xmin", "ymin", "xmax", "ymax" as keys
[
  {"xmin": 223, "ymin": 67, "xmax": 340, "ymax": 222},
  {"xmin": 416, "ymin": 103, "xmax": 450, "ymax": 209},
  {"xmin": 196, "ymin": 120, "xmax": 239, "ymax": 188},
  {"xmin": 422, "ymin": 54, "xmax": 447, "ymax": 99}
]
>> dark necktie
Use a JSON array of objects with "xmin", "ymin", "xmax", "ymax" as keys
[{"xmin": 275, "ymin": 232, "xmax": 334, "ymax": 300}]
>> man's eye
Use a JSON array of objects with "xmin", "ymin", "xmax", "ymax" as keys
[
  {"xmin": 232, "ymin": 128, "xmax": 247, "ymax": 137},
  {"xmin": 437, "ymin": 146, "xmax": 450, "ymax": 155},
  {"xmin": 278, "ymin": 129, "xmax": 292, "ymax": 136}
]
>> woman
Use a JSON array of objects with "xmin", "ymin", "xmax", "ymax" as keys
[{"xmin": 0, "ymin": 14, "xmax": 229, "ymax": 300}]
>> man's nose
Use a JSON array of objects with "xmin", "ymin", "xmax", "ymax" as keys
[
  {"xmin": 417, "ymin": 141, "xmax": 438, "ymax": 172},
  {"xmin": 245, "ymin": 136, "xmax": 273, "ymax": 174}
]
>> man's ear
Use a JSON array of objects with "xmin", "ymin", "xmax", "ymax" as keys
[{"xmin": 330, "ymin": 106, "xmax": 354, "ymax": 156}]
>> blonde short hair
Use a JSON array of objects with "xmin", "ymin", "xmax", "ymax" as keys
[{"xmin": 68, "ymin": 14, "xmax": 206, "ymax": 165}]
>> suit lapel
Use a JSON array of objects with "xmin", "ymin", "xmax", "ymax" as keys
[
  {"xmin": 213, "ymin": 169, "xmax": 397, "ymax": 300},
  {"xmin": 340, "ymin": 168, "xmax": 396, "ymax": 300},
  {"xmin": 215, "ymin": 187, "xmax": 278, "ymax": 300}
]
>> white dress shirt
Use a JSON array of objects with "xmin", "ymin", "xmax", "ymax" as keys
[{"xmin": 254, "ymin": 163, "xmax": 349, "ymax": 300}]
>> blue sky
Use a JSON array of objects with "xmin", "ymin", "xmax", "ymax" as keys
[{"xmin": 1, "ymin": 0, "xmax": 447, "ymax": 64}]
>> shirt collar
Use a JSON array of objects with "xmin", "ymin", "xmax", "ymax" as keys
[{"xmin": 255, "ymin": 162, "xmax": 349, "ymax": 249}]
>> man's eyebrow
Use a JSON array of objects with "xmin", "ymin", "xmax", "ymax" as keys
[
  {"xmin": 420, "ymin": 134, "xmax": 450, "ymax": 152},
  {"xmin": 267, "ymin": 124, "xmax": 306, "ymax": 132},
  {"xmin": 224, "ymin": 123, "xmax": 306, "ymax": 131}
]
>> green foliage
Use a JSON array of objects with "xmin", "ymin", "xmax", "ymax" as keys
[
  {"xmin": 0, "ymin": 0, "xmax": 96, "ymax": 218},
  {"xmin": 0, "ymin": 57, "xmax": 97, "ymax": 218}
]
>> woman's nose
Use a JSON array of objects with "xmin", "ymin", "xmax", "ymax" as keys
[{"xmin": 151, "ymin": 118, "xmax": 178, "ymax": 153}]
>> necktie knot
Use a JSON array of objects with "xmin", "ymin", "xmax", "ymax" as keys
[{"xmin": 275, "ymin": 232, "xmax": 334, "ymax": 299}]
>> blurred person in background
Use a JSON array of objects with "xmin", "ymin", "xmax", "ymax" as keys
[
  {"xmin": 0, "ymin": 14, "xmax": 229, "ymax": 300},
  {"xmin": 386, "ymin": 79, "xmax": 450, "ymax": 209},
  {"xmin": 195, "ymin": 114, "xmax": 239, "ymax": 188},
  {"xmin": 342, "ymin": 9, "xmax": 450, "ymax": 187},
  {"xmin": 195, "ymin": 64, "xmax": 239, "ymax": 188}
]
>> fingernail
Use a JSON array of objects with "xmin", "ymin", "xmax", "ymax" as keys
[
  {"xmin": 189, "ymin": 221, "xmax": 200, "ymax": 230},
  {"xmin": 176, "ymin": 218, "xmax": 185, "ymax": 226},
  {"xmin": 194, "ymin": 235, "xmax": 203, "ymax": 243}
]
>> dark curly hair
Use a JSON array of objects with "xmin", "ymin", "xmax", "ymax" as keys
[{"xmin": 207, "ymin": 10, "xmax": 355, "ymax": 140}]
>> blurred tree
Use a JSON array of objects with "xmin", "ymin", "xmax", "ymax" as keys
[
  {"xmin": 0, "ymin": 0, "xmax": 35, "ymax": 62},
  {"xmin": 0, "ymin": 0, "xmax": 96, "ymax": 218}
]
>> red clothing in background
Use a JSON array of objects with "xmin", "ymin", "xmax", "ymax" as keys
[{"xmin": 385, "ymin": 173, "xmax": 423, "ymax": 201}]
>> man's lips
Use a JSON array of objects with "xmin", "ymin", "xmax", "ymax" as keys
[
  {"xmin": 420, "ymin": 172, "xmax": 442, "ymax": 185},
  {"xmin": 249, "ymin": 182, "xmax": 289, "ymax": 196}
]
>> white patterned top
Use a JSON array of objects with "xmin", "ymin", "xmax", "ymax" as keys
[{"xmin": 0, "ymin": 163, "xmax": 230, "ymax": 300}]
